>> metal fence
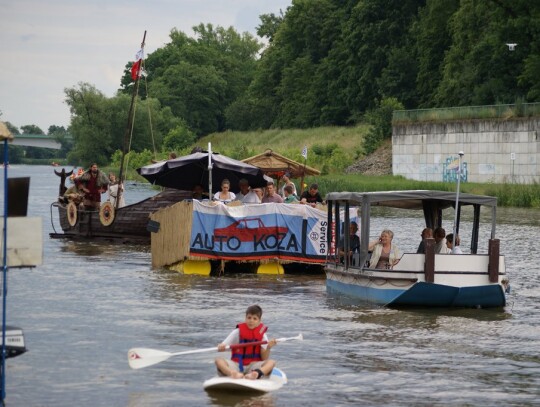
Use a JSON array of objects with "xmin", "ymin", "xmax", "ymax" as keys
[{"xmin": 393, "ymin": 102, "xmax": 540, "ymax": 123}]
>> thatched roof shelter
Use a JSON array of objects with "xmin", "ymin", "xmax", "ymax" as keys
[
  {"xmin": 0, "ymin": 122, "xmax": 13, "ymax": 141},
  {"xmin": 242, "ymin": 149, "xmax": 320, "ymax": 179}
]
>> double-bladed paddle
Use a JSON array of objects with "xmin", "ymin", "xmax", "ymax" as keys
[{"xmin": 128, "ymin": 333, "xmax": 303, "ymax": 370}]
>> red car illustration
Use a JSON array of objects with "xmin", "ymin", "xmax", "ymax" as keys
[{"xmin": 214, "ymin": 218, "xmax": 289, "ymax": 242}]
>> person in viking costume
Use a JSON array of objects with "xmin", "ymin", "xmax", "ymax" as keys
[
  {"xmin": 76, "ymin": 163, "xmax": 109, "ymax": 210},
  {"xmin": 107, "ymin": 173, "xmax": 126, "ymax": 208}
]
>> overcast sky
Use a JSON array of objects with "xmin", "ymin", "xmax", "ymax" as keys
[{"xmin": 0, "ymin": 0, "xmax": 291, "ymax": 133}]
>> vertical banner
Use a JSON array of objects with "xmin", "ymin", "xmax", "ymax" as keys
[{"xmin": 189, "ymin": 201, "xmax": 328, "ymax": 262}]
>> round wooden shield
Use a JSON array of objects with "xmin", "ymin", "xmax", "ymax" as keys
[
  {"xmin": 99, "ymin": 201, "xmax": 115, "ymax": 227},
  {"xmin": 67, "ymin": 202, "xmax": 78, "ymax": 227}
]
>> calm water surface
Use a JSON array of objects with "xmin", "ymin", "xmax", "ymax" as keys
[{"xmin": 1, "ymin": 165, "xmax": 539, "ymax": 406}]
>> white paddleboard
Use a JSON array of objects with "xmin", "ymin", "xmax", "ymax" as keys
[{"xmin": 203, "ymin": 367, "xmax": 287, "ymax": 393}]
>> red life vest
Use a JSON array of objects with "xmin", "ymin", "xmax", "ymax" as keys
[{"xmin": 231, "ymin": 323, "xmax": 268, "ymax": 371}]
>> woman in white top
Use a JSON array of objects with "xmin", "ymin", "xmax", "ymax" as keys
[
  {"xmin": 108, "ymin": 173, "xmax": 126, "ymax": 208},
  {"xmin": 446, "ymin": 233, "xmax": 464, "ymax": 254},
  {"xmin": 368, "ymin": 229, "xmax": 401, "ymax": 269},
  {"xmin": 213, "ymin": 179, "xmax": 236, "ymax": 203}
]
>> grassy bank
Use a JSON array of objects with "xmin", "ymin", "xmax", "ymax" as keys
[{"xmin": 197, "ymin": 125, "xmax": 370, "ymax": 174}]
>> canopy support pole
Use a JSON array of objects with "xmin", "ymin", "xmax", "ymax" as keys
[{"xmin": 208, "ymin": 142, "xmax": 213, "ymax": 198}]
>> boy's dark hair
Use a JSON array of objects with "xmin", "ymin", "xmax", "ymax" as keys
[
  {"xmin": 284, "ymin": 185, "xmax": 293, "ymax": 194},
  {"xmin": 246, "ymin": 304, "xmax": 263, "ymax": 318}
]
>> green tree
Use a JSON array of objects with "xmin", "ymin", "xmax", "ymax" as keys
[
  {"xmin": 257, "ymin": 12, "xmax": 285, "ymax": 43},
  {"xmin": 520, "ymin": 55, "xmax": 540, "ymax": 100},
  {"xmin": 246, "ymin": 0, "xmax": 344, "ymax": 128},
  {"xmin": 65, "ymin": 82, "xmax": 112, "ymax": 165},
  {"xmin": 340, "ymin": 0, "xmax": 424, "ymax": 119},
  {"xmin": 150, "ymin": 62, "xmax": 227, "ymax": 136},
  {"xmin": 20, "ymin": 124, "xmax": 44, "ymax": 135},
  {"xmin": 120, "ymin": 24, "xmax": 261, "ymax": 137},
  {"xmin": 434, "ymin": 0, "xmax": 533, "ymax": 106},
  {"xmin": 363, "ymin": 97, "xmax": 404, "ymax": 154},
  {"xmin": 162, "ymin": 121, "xmax": 196, "ymax": 151},
  {"xmin": 48, "ymin": 125, "xmax": 71, "ymax": 158},
  {"xmin": 65, "ymin": 82, "xmax": 186, "ymax": 166},
  {"xmin": 412, "ymin": 0, "xmax": 459, "ymax": 107}
]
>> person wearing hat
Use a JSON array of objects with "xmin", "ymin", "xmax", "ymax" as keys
[{"xmin": 278, "ymin": 172, "xmax": 297, "ymax": 198}]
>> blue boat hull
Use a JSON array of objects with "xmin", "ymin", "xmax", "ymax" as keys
[{"xmin": 326, "ymin": 279, "xmax": 506, "ymax": 308}]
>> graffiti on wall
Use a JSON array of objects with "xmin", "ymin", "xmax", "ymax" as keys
[{"xmin": 443, "ymin": 156, "xmax": 468, "ymax": 183}]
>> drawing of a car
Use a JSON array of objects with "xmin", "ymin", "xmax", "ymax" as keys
[{"xmin": 213, "ymin": 218, "xmax": 289, "ymax": 242}]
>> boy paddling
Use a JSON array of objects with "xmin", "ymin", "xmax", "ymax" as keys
[{"xmin": 215, "ymin": 305, "xmax": 278, "ymax": 380}]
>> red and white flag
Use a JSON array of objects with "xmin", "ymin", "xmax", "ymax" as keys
[
  {"xmin": 134, "ymin": 48, "xmax": 144, "ymax": 61},
  {"xmin": 130, "ymin": 48, "xmax": 144, "ymax": 81}
]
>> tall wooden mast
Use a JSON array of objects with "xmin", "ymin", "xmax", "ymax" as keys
[{"xmin": 117, "ymin": 30, "xmax": 147, "ymax": 208}]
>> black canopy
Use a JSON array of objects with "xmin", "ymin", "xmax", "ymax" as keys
[{"xmin": 137, "ymin": 152, "xmax": 269, "ymax": 194}]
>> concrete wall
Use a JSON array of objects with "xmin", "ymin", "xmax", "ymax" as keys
[{"xmin": 392, "ymin": 118, "xmax": 540, "ymax": 184}]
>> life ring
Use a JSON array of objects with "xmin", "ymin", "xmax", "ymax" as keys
[
  {"xmin": 99, "ymin": 201, "xmax": 115, "ymax": 226},
  {"xmin": 67, "ymin": 202, "xmax": 78, "ymax": 227}
]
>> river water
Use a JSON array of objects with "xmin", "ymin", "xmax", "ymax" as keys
[{"xmin": 1, "ymin": 165, "xmax": 539, "ymax": 407}]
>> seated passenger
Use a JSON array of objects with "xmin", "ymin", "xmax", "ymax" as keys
[
  {"xmin": 283, "ymin": 185, "xmax": 299, "ymax": 203},
  {"xmin": 417, "ymin": 227, "xmax": 433, "ymax": 253},
  {"xmin": 252, "ymin": 188, "xmax": 264, "ymax": 202},
  {"xmin": 234, "ymin": 179, "xmax": 251, "ymax": 202},
  {"xmin": 300, "ymin": 183, "xmax": 324, "ymax": 207},
  {"xmin": 63, "ymin": 184, "xmax": 84, "ymax": 207},
  {"xmin": 434, "ymin": 227, "xmax": 450, "ymax": 254},
  {"xmin": 262, "ymin": 182, "xmax": 284, "ymax": 203},
  {"xmin": 338, "ymin": 221, "xmax": 360, "ymax": 262},
  {"xmin": 192, "ymin": 184, "xmax": 207, "ymax": 200},
  {"xmin": 368, "ymin": 229, "xmax": 401, "ymax": 269},
  {"xmin": 445, "ymin": 233, "xmax": 463, "ymax": 254},
  {"xmin": 242, "ymin": 185, "xmax": 262, "ymax": 204},
  {"xmin": 213, "ymin": 179, "xmax": 236, "ymax": 203}
]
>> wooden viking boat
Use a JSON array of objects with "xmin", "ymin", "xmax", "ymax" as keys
[
  {"xmin": 50, "ymin": 188, "xmax": 192, "ymax": 244},
  {"xmin": 50, "ymin": 31, "xmax": 190, "ymax": 244}
]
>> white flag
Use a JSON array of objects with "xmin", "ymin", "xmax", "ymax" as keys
[
  {"xmin": 301, "ymin": 145, "xmax": 308, "ymax": 160},
  {"xmin": 135, "ymin": 48, "xmax": 144, "ymax": 61}
]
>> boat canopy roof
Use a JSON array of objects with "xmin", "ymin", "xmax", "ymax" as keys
[{"xmin": 325, "ymin": 190, "xmax": 497, "ymax": 210}]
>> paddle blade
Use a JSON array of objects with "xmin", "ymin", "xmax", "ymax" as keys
[
  {"xmin": 276, "ymin": 333, "xmax": 304, "ymax": 343},
  {"xmin": 128, "ymin": 348, "xmax": 173, "ymax": 370}
]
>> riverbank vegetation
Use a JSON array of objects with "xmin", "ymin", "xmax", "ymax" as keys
[
  {"xmin": 110, "ymin": 125, "xmax": 539, "ymax": 208},
  {"xmin": 311, "ymin": 175, "xmax": 540, "ymax": 209}
]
